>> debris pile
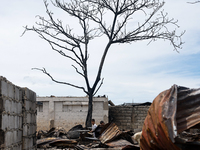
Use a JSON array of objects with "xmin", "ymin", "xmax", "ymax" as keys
[
  {"xmin": 37, "ymin": 123, "xmax": 140, "ymax": 149},
  {"xmin": 37, "ymin": 127, "xmax": 68, "ymax": 139},
  {"xmin": 37, "ymin": 127, "xmax": 78, "ymax": 149},
  {"xmin": 36, "ymin": 85, "xmax": 200, "ymax": 149}
]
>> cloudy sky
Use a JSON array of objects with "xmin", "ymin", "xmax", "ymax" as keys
[{"xmin": 1, "ymin": 0, "xmax": 200, "ymax": 105}]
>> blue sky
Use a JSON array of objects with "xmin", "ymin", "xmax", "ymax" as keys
[{"xmin": 0, "ymin": 0, "xmax": 200, "ymax": 105}]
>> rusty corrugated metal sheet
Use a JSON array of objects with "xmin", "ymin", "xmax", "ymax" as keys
[
  {"xmin": 140, "ymin": 85, "xmax": 200, "ymax": 150},
  {"xmin": 99, "ymin": 123, "xmax": 122, "ymax": 144}
]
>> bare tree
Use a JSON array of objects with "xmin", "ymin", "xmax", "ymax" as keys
[{"xmin": 23, "ymin": 0, "xmax": 184, "ymax": 127}]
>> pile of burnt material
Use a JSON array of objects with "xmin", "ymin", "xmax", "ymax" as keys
[
  {"xmin": 37, "ymin": 125, "xmax": 83, "ymax": 149},
  {"xmin": 37, "ymin": 123, "xmax": 140, "ymax": 149}
]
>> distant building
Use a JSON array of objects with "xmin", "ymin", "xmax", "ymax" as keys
[{"xmin": 36, "ymin": 96, "xmax": 109, "ymax": 131}]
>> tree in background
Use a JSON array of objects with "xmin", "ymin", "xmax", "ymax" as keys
[{"xmin": 23, "ymin": 0, "xmax": 184, "ymax": 127}]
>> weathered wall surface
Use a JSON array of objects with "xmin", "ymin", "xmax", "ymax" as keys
[
  {"xmin": 37, "ymin": 96, "xmax": 108, "ymax": 131},
  {"xmin": 22, "ymin": 88, "xmax": 37, "ymax": 150},
  {"xmin": 109, "ymin": 105, "xmax": 150, "ymax": 132},
  {"xmin": 0, "ymin": 77, "xmax": 23, "ymax": 150},
  {"xmin": 0, "ymin": 77, "xmax": 36, "ymax": 150}
]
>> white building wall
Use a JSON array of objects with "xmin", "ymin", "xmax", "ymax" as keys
[{"xmin": 36, "ymin": 96, "xmax": 108, "ymax": 131}]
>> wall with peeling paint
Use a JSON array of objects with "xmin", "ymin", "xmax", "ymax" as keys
[{"xmin": 37, "ymin": 96, "xmax": 109, "ymax": 131}]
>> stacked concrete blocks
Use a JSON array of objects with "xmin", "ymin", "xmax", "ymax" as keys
[
  {"xmin": 0, "ymin": 76, "xmax": 37, "ymax": 150},
  {"xmin": 109, "ymin": 106, "xmax": 133, "ymax": 131},
  {"xmin": 0, "ymin": 76, "xmax": 23, "ymax": 150},
  {"xmin": 109, "ymin": 105, "xmax": 150, "ymax": 132},
  {"xmin": 133, "ymin": 106, "xmax": 150, "ymax": 131},
  {"xmin": 22, "ymin": 88, "xmax": 37, "ymax": 150}
]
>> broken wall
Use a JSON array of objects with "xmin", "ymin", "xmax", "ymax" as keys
[
  {"xmin": 109, "ymin": 105, "xmax": 150, "ymax": 132},
  {"xmin": 0, "ymin": 77, "xmax": 36, "ymax": 150},
  {"xmin": 22, "ymin": 88, "xmax": 37, "ymax": 150}
]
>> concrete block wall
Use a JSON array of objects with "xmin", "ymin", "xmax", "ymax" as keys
[
  {"xmin": 132, "ymin": 106, "xmax": 150, "ymax": 131},
  {"xmin": 109, "ymin": 105, "xmax": 150, "ymax": 132},
  {"xmin": 109, "ymin": 106, "xmax": 133, "ymax": 131},
  {"xmin": 0, "ymin": 77, "xmax": 23, "ymax": 150},
  {"xmin": 22, "ymin": 88, "xmax": 37, "ymax": 150},
  {"xmin": 0, "ymin": 76, "xmax": 36, "ymax": 150}
]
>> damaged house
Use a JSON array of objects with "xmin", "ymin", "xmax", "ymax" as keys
[{"xmin": 36, "ymin": 95, "xmax": 109, "ymax": 131}]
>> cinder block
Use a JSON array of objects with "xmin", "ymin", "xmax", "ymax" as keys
[
  {"xmin": 17, "ymin": 130, "xmax": 22, "ymax": 143},
  {"xmin": 23, "ymin": 112, "xmax": 27, "ymax": 124},
  {"xmin": 23, "ymin": 124, "xmax": 28, "ymax": 136},
  {"xmin": 1, "ymin": 114, "xmax": 9, "ymax": 131},
  {"xmin": 0, "ymin": 79, "xmax": 8, "ymax": 97},
  {"xmin": 10, "ymin": 101, "xmax": 15, "ymax": 113},
  {"xmin": 16, "ymin": 102, "xmax": 22, "ymax": 114},
  {"xmin": 14, "ymin": 86, "xmax": 20, "ymax": 101},
  {"xmin": 22, "ymin": 88, "xmax": 29, "ymax": 101},
  {"xmin": 8, "ymin": 83, "xmax": 15, "ymax": 99},
  {"xmin": 27, "ymin": 113, "xmax": 31, "ymax": 124},
  {"xmin": 9, "ymin": 116, "xmax": 15, "ymax": 129},
  {"xmin": 13, "ymin": 130, "xmax": 17, "ymax": 144},
  {"xmin": 5, "ymin": 131, "xmax": 13, "ymax": 147},
  {"xmin": 4, "ymin": 98, "xmax": 11, "ymax": 112}
]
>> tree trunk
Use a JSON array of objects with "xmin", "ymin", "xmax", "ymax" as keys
[{"xmin": 85, "ymin": 94, "xmax": 93, "ymax": 128}]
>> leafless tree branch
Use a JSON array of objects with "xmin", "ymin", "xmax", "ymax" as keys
[{"xmin": 32, "ymin": 68, "xmax": 88, "ymax": 94}]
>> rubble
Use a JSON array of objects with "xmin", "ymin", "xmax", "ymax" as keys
[
  {"xmin": 67, "ymin": 125, "xmax": 84, "ymax": 139},
  {"xmin": 37, "ymin": 123, "xmax": 139, "ymax": 149},
  {"xmin": 36, "ymin": 126, "xmax": 79, "ymax": 149},
  {"xmin": 37, "ymin": 137, "xmax": 77, "ymax": 149},
  {"xmin": 36, "ymin": 85, "xmax": 200, "ymax": 149},
  {"xmin": 37, "ymin": 127, "xmax": 68, "ymax": 139}
]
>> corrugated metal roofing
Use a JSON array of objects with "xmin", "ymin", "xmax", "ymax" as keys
[
  {"xmin": 99, "ymin": 123, "xmax": 122, "ymax": 144},
  {"xmin": 140, "ymin": 85, "xmax": 200, "ymax": 150}
]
